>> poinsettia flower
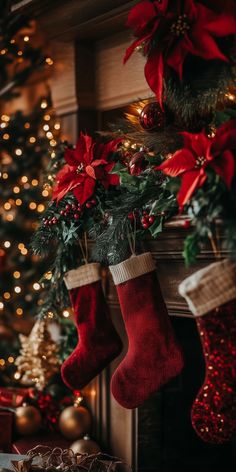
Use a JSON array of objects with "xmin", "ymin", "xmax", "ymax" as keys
[
  {"xmin": 52, "ymin": 133, "xmax": 121, "ymax": 205},
  {"xmin": 124, "ymin": 0, "xmax": 236, "ymax": 107},
  {"xmin": 156, "ymin": 120, "xmax": 236, "ymax": 208}
]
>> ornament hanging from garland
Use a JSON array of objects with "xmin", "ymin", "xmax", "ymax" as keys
[{"xmin": 139, "ymin": 102, "xmax": 166, "ymax": 132}]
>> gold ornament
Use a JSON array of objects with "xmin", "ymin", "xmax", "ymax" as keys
[
  {"xmin": 70, "ymin": 435, "xmax": 100, "ymax": 454},
  {"xmin": 15, "ymin": 405, "xmax": 42, "ymax": 435},
  {"xmin": 59, "ymin": 405, "xmax": 92, "ymax": 440},
  {"xmin": 15, "ymin": 318, "xmax": 60, "ymax": 390}
]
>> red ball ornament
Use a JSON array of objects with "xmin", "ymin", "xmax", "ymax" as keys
[{"xmin": 139, "ymin": 102, "xmax": 166, "ymax": 132}]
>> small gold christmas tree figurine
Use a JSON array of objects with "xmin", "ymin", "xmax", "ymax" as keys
[{"xmin": 15, "ymin": 318, "xmax": 60, "ymax": 390}]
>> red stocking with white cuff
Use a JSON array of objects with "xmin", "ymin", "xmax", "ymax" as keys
[
  {"xmin": 109, "ymin": 252, "xmax": 184, "ymax": 409},
  {"xmin": 62, "ymin": 263, "xmax": 123, "ymax": 390},
  {"xmin": 179, "ymin": 259, "xmax": 236, "ymax": 444}
]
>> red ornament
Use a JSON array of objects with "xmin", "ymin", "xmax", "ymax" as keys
[
  {"xmin": 156, "ymin": 120, "xmax": 236, "ymax": 209},
  {"xmin": 139, "ymin": 102, "xmax": 165, "ymax": 132}
]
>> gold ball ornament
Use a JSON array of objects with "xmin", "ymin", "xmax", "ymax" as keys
[
  {"xmin": 70, "ymin": 435, "xmax": 101, "ymax": 454},
  {"xmin": 15, "ymin": 405, "xmax": 42, "ymax": 435},
  {"xmin": 59, "ymin": 405, "xmax": 92, "ymax": 440}
]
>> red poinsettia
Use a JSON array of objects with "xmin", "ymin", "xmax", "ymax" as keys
[
  {"xmin": 124, "ymin": 0, "xmax": 236, "ymax": 107},
  {"xmin": 52, "ymin": 133, "xmax": 121, "ymax": 205},
  {"xmin": 156, "ymin": 120, "xmax": 236, "ymax": 209}
]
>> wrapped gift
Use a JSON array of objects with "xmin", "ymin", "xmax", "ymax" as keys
[
  {"xmin": 0, "ymin": 410, "xmax": 14, "ymax": 452},
  {"xmin": 0, "ymin": 387, "xmax": 30, "ymax": 408}
]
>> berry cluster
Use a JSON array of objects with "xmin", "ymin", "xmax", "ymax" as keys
[
  {"xmin": 43, "ymin": 199, "xmax": 98, "ymax": 226},
  {"xmin": 128, "ymin": 210, "xmax": 167, "ymax": 230}
]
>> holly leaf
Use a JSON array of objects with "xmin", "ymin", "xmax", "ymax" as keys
[{"xmin": 149, "ymin": 217, "xmax": 163, "ymax": 238}]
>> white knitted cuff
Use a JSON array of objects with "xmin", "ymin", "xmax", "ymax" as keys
[
  {"xmin": 64, "ymin": 263, "xmax": 101, "ymax": 290},
  {"xmin": 109, "ymin": 252, "xmax": 156, "ymax": 285},
  {"xmin": 179, "ymin": 259, "xmax": 236, "ymax": 317}
]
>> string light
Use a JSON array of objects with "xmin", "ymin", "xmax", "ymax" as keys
[
  {"xmin": 16, "ymin": 199, "xmax": 22, "ymax": 206},
  {"xmin": 15, "ymin": 148, "xmax": 22, "ymax": 156},
  {"xmin": 8, "ymin": 356, "xmax": 14, "ymax": 363},
  {"xmin": 6, "ymin": 214, "xmax": 14, "ymax": 221},
  {"xmin": 31, "ymin": 179, "xmax": 39, "ymax": 186},
  {"xmin": 0, "ymin": 302, "xmax": 4, "ymax": 310},
  {"xmin": 29, "ymin": 136, "xmax": 36, "ymax": 143},
  {"xmin": 44, "ymin": 271, "xmax": 52, "ymax": 280},
  {"xmin": 18, "ymin": 243, "xmax": 25, "ymax": 250},
  {"xmin": 3, "ymin": 173, "xmax": 8, "ymax": 179},
  {"xmin": 0, "ymin": 49, "xmax": 7, "ymax": 55},
  {"xmin": 51, "ymin": 151, "xmax": 56, "ymax": 158},
  {"xmin": 4, "ymin": 202, "xmax": 11, "ymax": 210},
  {"xmin": 0, "ymin": 123, "xmax": 7, "ymax": 128},
  {"xmin": 44, "ymin": 114, "xmax": 51, "ymax": 121},
  {"xmin": 16, "ymin": 308, "xmax": 23, "ymax": 316},
  {"xmin": 46, "ymin": 131, "xmax": 53, "ymax": 139},
  {"xmin": 3, "ymin": 292, "xmax": 10, "ymax": 300},
  {"xmin": 33, "ymin": 282, "xmax": 41, "ymax": 291},
  {"xmin": 41, "ymin": 100, "xmax": 48, "ymax": 109},
  {"xmin": 14, "ymin": 286, "xmax": 21, "ymax": 293},
  {"xmin": 42, "ymin": 189, "xmax": 49, "ymax": 197},
  {"xmin": 3, "ymin": 241, "xmax": 11, "ymax": 248},
  {"xmin": 13, "ymin": 271, "xmax": 21, "ymax": 279},
  {"xmin": 24, "ymin": 122, "xmax": 30, "ymax": 129},
  {"xmin": 43, "ymin": 124, "xmax": 49, "ymax": 131},
  {"xmin": 45, "ymin": 57, "xmax": 53, "ymax": 65},
  {"xmin": 1, "ymin": 114, "xmax": 10, "ymax": 122},
  {"xmin": 63, "ymin": 310, "xmax": 70, "ymax": 318},
  {"xmin": 17, "ymin": 50, "xmax": 23, "ymax": 56},
  {"xmin": 21, "ymin": 176, "xmax": 28, "ymax": 183},
  {"xmin": 50, "ymin": 139, "xmax": 57, "ymax": 147},
  {"xmin": 14, "ymin": 372, "xmax": 21, "ymax": 379},
  {"xmin": 54, "ymin": 123, "xmax": 60, "ymax": 130},
  {"xmin": 37, "ymin": 204, "xmax": 45, "ymax": 212},
  {"xmin": 13, "ymin": 186, "xmax": 20, "ymax": 193},
  {"xmin": 3, "ymin": 133, "xmax": 10, "ymax": 140},
  {"xmin": 29, "ymin": 202, "xmax": 37, "ymax": 210},
  {"xmin": 0, "ymin": 359, "xmax": 6, "ymax": 366},
  {"xmin": 47, "ymin": 311, "xmax": 54, "ymax": 319},
  {"xmin": 21, "ymin": 248, "xmax": 28, "ymax": 255},
  {"xmin": 23, "ymin": 35, "xmax": 30, "ymax": 42}
]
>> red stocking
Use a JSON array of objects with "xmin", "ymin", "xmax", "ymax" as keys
[
  {"xmin": 109, "ymin": 252, "xmax": 184, "ymax": 409},
  {"xmin": 62, "ymin": 263, "xmax": 122, "ymax": 390},
  {"xmin": 179, "ymin": 259, "xmax": 236, "ymax": 444}
]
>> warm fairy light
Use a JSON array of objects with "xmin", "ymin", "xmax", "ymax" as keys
[
  {"xmin": 10, "ymin": 39, "xmax": 15, "ymax": 44},
  {"xmin": 14, "ymin": 372, "xmax": 21, "ymax": 379},
  {"xmin": 63, "ymin": 310, "xmax": 70, "ymax": 318},
  {"xmin": 13, "ymin": 186, "xmax": 20, "ymax": 193},
  {"xmin": 21, "ymin": 248, "xmax": 28, "ymax": 255},
  {"xmin": 3, "ymin": 133, "xmax": 9, "ymax": 140},
  {"xmin": 18, "ymin": 50, "xmax": 23, "ymax": 56},
  {"xmin": 24, "ymin": 183, "xmax": 30, "ymax": 190},
  {"xmin": 51, "ymin": 151, "xmax": 56, "ymax": 158},
  {"xmin": 50, "ymin": 139, "xmax": 57, "ymax": 147},
  {"xmin": 31, "ymin": 179, "xmax": 39, "ymax": 186},
  {"xmin": 37, "ymin": 204, "xmax": 45, "ymax": 212},
  {"xmin": 0, "ymin": 302, "xmax": 4, "ymax": 310},
  {"xmin": 1, "ymin": 114, "xmax": 10, "ymax": 122},
  {"xmin": 16, "ymin": 308, "xmax": 23, "ymax": 316},
  {"xmin": 46, "ymin": 131, "xmax": 53, "ymax": 139},
  {"xmin": 41, "ymin": 100, "xmax": 48, "ymax": 109},
  {"xmin": 29, "ymin": 202, "xmax": 37, "ymax": 210},
  {"xmin": 1, "ymin": 49, "xmax": 7, "ymax": 55},
  {"xmin": 45, "ymin": 57, "xmax": 53, "ymax": 65},
  {"xmin": 13, "ymin": 271, "xmax": 21, "ymax": 279},
  {"xmin": 4, "ymin": 202, "xmax": 11, "ymax": 210},
  {"xmin": 0, "ymin": 123, "xmax": 7, "ymax": 128},
  {"xmin": 44, "ymin": 271, "xmax": 52, "ymax": 280},
  {"xmin": 33, "ymin": 283, "xmax": 41, "ymax": 291},
  {"xmin": 43, "ymin": 124, "xmax": 49, "ymax": 131},
  {"xmin": 42, "ymin": 189, "xmax": 49, "ymax": 197},
  {"xmin": 6, "ymin": 214, "xmax": 13, "ymax": 221},
  {"xmin": 225, "ymin": 93, "xmax": 235, "ymax": 101},
  {"xmin": 14, "ymin": 286, "xmax": 21, "ymax": 293},
  {"xmin": 3, "ymin": 173, "xmax": 8, "ymax": 179},
  {"xmin": 29, "ymin": 136, "xmax": 36, "ymax": 143},
  {"xmin": 3, "ymin": 292, "xmax": 10, "ymax": 300},
  {"xmin": 91, "ymin": 389, "xmax": 96, "ymax": 397},
  {"xmin": 47, "ymin": 311, "xmax": 54, "ymax": 319},
  {"xmin": 4, "ymin": 241, "xmax": 11, "ymax": 248},
  {"xmin": 21, "ymin": 176, "xmax": 28, "ymax": 183},
  {"xmin": 54, "ymin": 123, "xmax": 60, "ymax": 130},
  {"xmin": 8, "ymin": 356, "xmax": 14, "ymax": 363},
  {"xmin": 44, "ymin": 114, "xmax": 51, "ymax": 121},
  {"xmin": 0, "ymin": 359, "xmax": 5, "ymax": 366},
  {"xmin": 24, "ymin": 122, "xmax": 30, "ymax": 129},
  {"xmin": 16, "ymin": 199, "xmax": 22, "ymax": 206},
  {"xmin": 15, "ymin": 148, "xmax": 22, "ymax": 156},
  {"xmin": 124, "ymin": 140, "xmax": 130, "ymax": 148},
  {"xmin": 23, "ymin": 35, "xmax": 30, "ymax": 42},
  {"xmin": 18, "ymin": 243, "xmax": 25, "ymax": 250}
]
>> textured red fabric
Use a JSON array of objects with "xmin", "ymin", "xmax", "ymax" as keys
[
  {"xmin": 191, "ymin": 299, "xmax": 236, "ymax": 444},
  {"xmin": 111, "ymin": 269, "xmax": 184, "ymax": 408},
  {"xmin": 61, "ymin": 280, "xmax": 122, "ymax": 390}
]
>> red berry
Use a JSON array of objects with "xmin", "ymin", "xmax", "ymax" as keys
[
  {"xmin": 60, "ymin": 210, "xmax": 64, "ymax": 216},
  {"xmin": 148, "ymin": 215, "xmax": 155, "ymax": 225},
  {"xmin": 128, "ymin": 212, "xmax": 134, "ymax": 221},
  {"xmin": 86, "ymin": 202, "xmax": 92, "ymax": 209},
  {"xmin": 44, "ymin": 220, "xmax": 49, "ymax": 226},
  {"xmin": 142, "ymin": 222, "xmax": 149, "ymax": 229},
  {"xmin": 91, "ymin": 198, "xmax": 97, "ymax": 206},
  {"xmin": 72, "ymin": 204, "xmax": 77, "ymax": 210},
  {"xmin": 143, "ymin": 211, "xmax": 148, "ymax": 216},
  {"xmin": 141, "ymin": 216, "xmax": 148, "ymax": 224},
  {"xmin": 65, "ymin": 204, "xmax": 71, "ymax": 211},
  {"xmin": 183, "ymin": 220, "xmax": 191, "ymax": 229},
  {"xmin": 74, "ymin": 213, "xmax": 80, "ymax": 220}
]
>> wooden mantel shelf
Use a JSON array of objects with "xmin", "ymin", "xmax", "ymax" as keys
[{"xmin": 12, "ymin": 0, "xmax": 137, "ymax": 41}]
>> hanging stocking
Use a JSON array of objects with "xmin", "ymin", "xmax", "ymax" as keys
[
  {"xmin": 109, "ymin": 252, "xmax": 184, "ymax": 409},
  {"xmin": 62, "ymin": 263, "xmax": 123, "ymax": 390},
  {"xmin": 179, "ymin": 258, "xmax": 236, "ymax": 444}
]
